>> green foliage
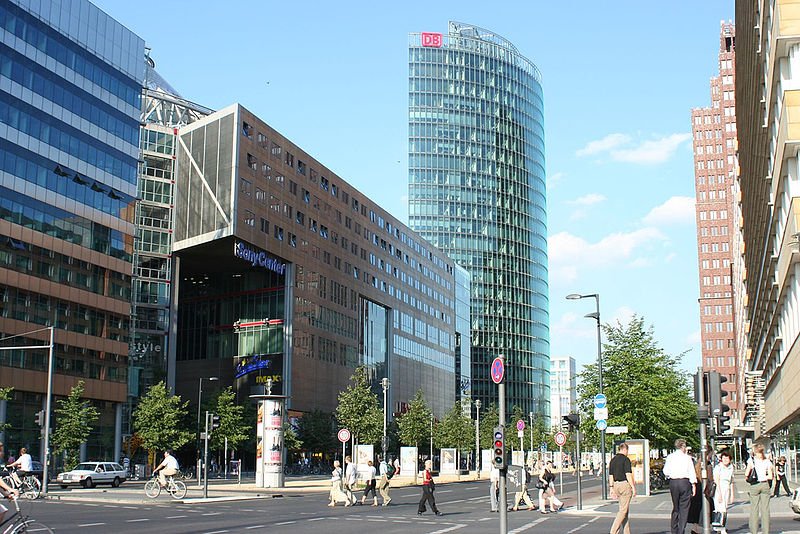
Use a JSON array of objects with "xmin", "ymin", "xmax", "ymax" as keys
[
  {"xmin": 397, "ymin": 390, "xmax": 432, "ymax": 448},
  {"xmin": 575, "ymin": 315, "xmax": 699, "ymax": 451},
  {"xmin": 434, "ymin": 402, "xmax": 473, "ymax": 451},
  {"xmin": 334, "ymin": 367, "xmax": 382, "ymax": 445},
  {"xmin": 133, "ymin": 382, "xmax": 193, "ymax": 464},
  {"xmin": 283, "ymin": 423, "xmax": 303, "ymax": 452},
  {"xmin": 51, "ymin": 381, "xmax": 99, "ymax": 470},
  {"xmin": 0, "ymin": 387, "xmax": 12, "ymax": 435},
  {"xmin": 209, "ymin": 387, "xmax": 249, "ymax": 451},
  {"xmin": 297, "ymin": 409, "xmax": 336, "ymax": 453},
  {"xmin": 478, "ymin": 404, "xmax": 499, "ymax": 450}
]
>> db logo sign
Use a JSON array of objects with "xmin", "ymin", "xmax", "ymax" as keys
[{"xmin": 421, "ymin": 32, "xmax": 443, "ymax": 48}]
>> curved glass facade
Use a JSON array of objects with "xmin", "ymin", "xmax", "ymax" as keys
[{"xmin": 408, "ymin": 22, "xmax": 549, "ymax": 418}]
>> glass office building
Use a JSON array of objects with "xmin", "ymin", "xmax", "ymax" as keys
[
  {"xmin": 0, "ymin": 0, "xmax": 144, "ymax": 462},
  {"xmin": 408, "ymin": 22, "xmax": 549, "ymax": 417}
]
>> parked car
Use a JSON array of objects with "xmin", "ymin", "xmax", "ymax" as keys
[
  {"xmin": 792, "ymin": 488, "xmax": 800, "ymax": 515},
  {"xmin": 56, "ymin": 462, "xmax": 127, "ymax": 489}
]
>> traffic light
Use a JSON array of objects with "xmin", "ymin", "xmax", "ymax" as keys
[
  {"xmin": 562, "ymin": 413, "xmax": 580, "ymax": 430},
  {"xmin": 34, "ymin": 410, "xmax": 44, "ymax": 426},
  {"xmin": 211, "ymin": 413, "xmax": 221, "ymax": 431},
  {"xmin": 492, "ymin": 426, "xmax": 505, "ymax": 469},
  {"xmin": 693, "ymin": 371, "xmax": 709, "ymax": 406},
  {"xmin": 708, "ymin": 371, "xmax": 731, "ymax": 435}
]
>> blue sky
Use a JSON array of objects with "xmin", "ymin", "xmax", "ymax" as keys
[{"xmin": 96, "ymin": 0, "xmax": 734, "ymax": 374}]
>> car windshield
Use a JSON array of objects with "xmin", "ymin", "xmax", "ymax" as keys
[{"xmin": 74, "ymin": 463, "xmax": 98, "ymax": 471}]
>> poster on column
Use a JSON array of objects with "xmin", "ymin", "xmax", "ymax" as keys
[
  {"xmin": 440, "ymin": 448, "xmax": 457, "ymax": 474},
  {"xmin": 400, "ymin": 446, "xmax": 417, "ymax": 477},
  {"xmin": 263, "ymin": 399, "xmax": 284, "ymax": 471},
  {"xmin": 255, "ymin": 402, "xmax": 264, "ymax": 486},
  {"xmin": 623, "ymin": 439, "xmax": 650, "ymax": 496},
  {"xmin": 355, "ymin": 444, "xmax": 374, "ymax": 481}
]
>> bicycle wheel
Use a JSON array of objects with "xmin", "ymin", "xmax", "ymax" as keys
[
  {"xmin": 169, "ymin": 479, "xmax": 187, "ymax": 499},
  {"xmin": 144, "ymin": 479, "xmax": 161, "ymax": 498},
  {"xmin": 10, "ymin": 520, "xmax": 55, "ymax": 533},
  {"xmin": 21, "ymin": 476, "xmax": 41, "ymax": 499}
]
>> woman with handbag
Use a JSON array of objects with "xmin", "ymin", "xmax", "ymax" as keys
[
  {"xmin": 712, "ymin": 451, "xmax": 735, "ymax": 534},
  {"xmin": 745, "ymin": 443, "xmax": 774, "ymax": 534},
  {"xmin": 328, "ymin": 460, "xmax": 348, "ymax": 506}
]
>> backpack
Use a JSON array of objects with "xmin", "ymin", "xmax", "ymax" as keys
[{"xmin": 385, "ymin": 462, "xmax": 396, "ymax": 479}]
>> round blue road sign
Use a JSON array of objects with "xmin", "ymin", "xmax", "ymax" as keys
[
  {"xmin": 596, "ymin": 419, "xmax": 607, "ymax": 431},
  {"xmin": 593, "ymin": 393, "xmax": 607, "ymax": 409},
  {"xmin": 491, "ymin": 357, "xmax": 504, "ymax": 384}
]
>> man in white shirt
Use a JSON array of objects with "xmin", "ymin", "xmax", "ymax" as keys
[
  {"xmin": 378, "ymin": 456, "xmax": 392, "ymax": 506},
  {"xmin": 343, "ymin": 455, "xmax": 358, "ymax": 506},
  {"xmin": 489, "ymin": 465, "xmax": 500, "ymax": 512},
  {"xmin": 7, "ymin": 447, "xmax": 32, "ymax": 475},
  {"xmin": 153, "ymin": 449, "xmax": 180, "ymax": 487},
  {"xmin": 662, "ymin": 439, "xmax": 697, "ymax": 534}
]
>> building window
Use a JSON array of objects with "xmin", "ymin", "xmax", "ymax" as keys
[
  {"xmin": 274, "ymin": 226, "xmax": 284, "ymax": 241},
  {"xmin": 285, "ymin": 152, "xmax": 295, "ymax": 167},
  {"xmin": 244, "ymin": 210, "xmax": 255, "ymax": 227},
  {"xmin": 247, "ymin": 154, "xmax": 258, "ymax": 171},
  {"xmin": 297, "ymin": 160, "xmax": 306, "ymax": 176},
  {"xmin": 260, "ymin": 218, "xmax": 269, "ymax": 233},
  {"xmin": 240, "ymin": 178, "xmax": 252, "ymax": 196},
  {"xmin": 242, "ymin": 121, "xmax": 253, "ymax": 138},
  {"xmin": 271, "ymin": 142, "xmax": 282, "ymax": 157}
]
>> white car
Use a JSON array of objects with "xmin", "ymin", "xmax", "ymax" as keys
[{"xmin": 56, "ymin": 462, "xmax": 127, "ymax": 489}]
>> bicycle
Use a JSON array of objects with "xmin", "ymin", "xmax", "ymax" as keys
[
  {"xmin": 0, "ymin": 470, "xmax": 39, "ymax": 501},
  {"xmin": 144, "ymin": 474, "xmax": 187, "ymax": 499},
  {"xmin": 0, "ymin": 496, "xmax": 53, "ymax": 533}
]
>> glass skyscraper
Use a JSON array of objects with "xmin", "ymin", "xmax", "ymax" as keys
[
  {"xmin": 0, "ymin": 0, "xmax": 144, "ymax": 462},
  {"xmin": 408, "ymin": 22, "xmax": 549, "ymax": 417}
]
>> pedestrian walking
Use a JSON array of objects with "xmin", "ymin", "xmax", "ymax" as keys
[
  {"xmin": 378, "ymin": 456, "xmax": 393, "ymax": 506},
  {"xmin": 417, "ymin": 459, "xmax": 442, "ymax": 516},
  {"xmin": 328, "ymin": 460, "xmax": 348, "ymax": 506},
  {"xmin": 662, "ymin": 438, "xmax": 697, "ymax": 534},
  {"xmin": 511, "ymin": 466, "xmax": 536, "ymax": 511},
  {"xmin": 609, "ymin": 442, "xmax": 636, "ymax": 534},
  {"xmin": 772, "ymin": 455, "xmax": 792, "ymax": 497},
  {"xmin": 343, "ymin": 455, "xmax": 358, "ymax": 506},
  {"xmin": 544, "ymin": 461, "xmax": 564, "ymax": 511},
  {"xmin": 746, "ymin": 443, "xmax": 773, "ymax": 534},
  {"xmin": 360, "ymin": 460, "xmax": 378, "ymax": 506},
  {"xmin": 393, "ymin": 456, "xmax": 401, "ymax": 477},
  {"xmin": 686, "ymin": 448, "xmax": 705, "ymax": 534},
  {"xmin": 489, "ymin": 464, "xmax": 500, "ymax": 512},
  {"xmin": 712, "ymin": 450, "xmax": 735, "ymax": 534}
]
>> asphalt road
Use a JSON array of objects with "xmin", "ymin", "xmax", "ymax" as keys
[{"xmin": 16, "ymin": 475, "xmax": 800, "ymax": 533}]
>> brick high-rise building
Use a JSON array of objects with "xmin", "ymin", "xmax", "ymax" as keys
[{"xmin": 691, "ymin": 21, "xmax": 742, "ymax": 429}]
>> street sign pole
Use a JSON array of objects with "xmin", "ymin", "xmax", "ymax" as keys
[
  {"xmin": 576, "ymin": 427, "xmax": 582, "ymax": 510},
  {"xmin": 203, "ymin": 411, "xmax": 210, "ymax": 499},
  {"xmin": 491, "ymin": 355, "xmax": 507, "ymax": 534}
]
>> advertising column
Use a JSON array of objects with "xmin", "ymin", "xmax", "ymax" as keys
[{"xmin": 253, "ymin": 394, "xmax": 286, "ymax": 488}]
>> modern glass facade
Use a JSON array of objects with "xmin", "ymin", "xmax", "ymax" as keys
[
  {"xmin": 408, "ymin": 22, "xmax": 549, "ymax": 418},
  {"xmin": 0, "ymin": 0, "xmax": 144, "ymax": 462}
]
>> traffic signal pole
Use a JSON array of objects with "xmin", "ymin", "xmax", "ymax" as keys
[
  {"xmin": 576, "ymin": 422, "xmax": 582, "ymax": 510},
  {"xmin": 499, "ymin": 374, "xmax": 507, "ymax": 534},
  {"xmin": 203, "ymin": 411, "xmax": 210, "ymax": 499},
  {"xmin": 697, "ymin": 368, "xmax": 711, "ymax": 534}
]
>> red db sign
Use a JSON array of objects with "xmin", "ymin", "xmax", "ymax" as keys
[{"xmin": 422, "ymin": 32, "xmax": 443, "ymax": 48}]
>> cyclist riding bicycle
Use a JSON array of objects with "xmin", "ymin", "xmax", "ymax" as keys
[
  {"xmin": 6, "ymin": 448, "xmax": 32, "ymax": 485},
  {"xmin": 153, "ymin": 450, "xmax": 179, "ymax": 488},
  {"xmin": 0, "ymin": 476, "xmax": 19, "ymax": 525}
]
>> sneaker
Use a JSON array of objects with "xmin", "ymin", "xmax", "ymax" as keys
[{"xmin": 435, "ymin": 511, "xmax": 443, "ymax": 516}]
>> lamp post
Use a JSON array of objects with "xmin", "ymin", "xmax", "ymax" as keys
[
  {"xmin": 430, "ymin": 412, "xmax": 434, "ymax": 470},
  {"xmin": 474, "ymin": 399, "xmax": 481, "ymax": 476},
  {"xmin": 528, "ymin": 411, "xmax": 534, "ymax": 466},
  {"xmin": 566, "ymin": 292, "xmax": 607, "ymax": 500},
  {"xmin": 381, "ymin": 378, "xmax": 390, "ymax": 462},
  {"xmin": 197, "ymin": 376, "xmax": 218, "ymax": 484}
]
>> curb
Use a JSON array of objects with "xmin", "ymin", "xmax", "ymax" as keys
[{"xmin": 180, "ymin": 494, "xmax": 285, "ymax": 504}]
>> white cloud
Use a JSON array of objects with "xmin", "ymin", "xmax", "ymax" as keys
[
  {"xmin": 628, "ymin": 257, "xmax": 652, "ymax": 268},
  {"xmin": 576, "ymin": 132, "xmax": 692, "ymax": 165},
  {"xmin": 686, "ymin": 330, "xmax": 701, "ymax": 346},
  {"xmin": 642, "ymin": 196, "xmax": 695, "ymax": 226},
  {"xmin": 610, "ymin": 133, "xmax": 692, "ymax": 164},
  {"xmin": 547, "ymin": 171, "xmax": 565, "ymax": 189},
  {"xmin": 610, "ymin": 306, "xmax": 636, "ymax": 326},
  {"xmin": 576, "ymin": 133, "xmax": 630, "ymax": 157},
  {"xmin": 549, "ymin": 227, "xmax": 667, "ymax": 269},
  {"xmin": 568, "ymin": 193, "xmax": 607, "ymax": 206},
  {"xmin": 551, "ymin": 312, "xmax": 594, "ymax": 340}
]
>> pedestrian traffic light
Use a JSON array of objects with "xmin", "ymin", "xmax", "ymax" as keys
[
  {"xmin": 708, "ymin": 371, "xmax": 731, "ymax": 435},
  {"xmin": 492, "ymin": 426, "xmax": 505, "ymax": 469},
  {"xmin": 34, "ymin": 410, "xmax": 44, "ymax": 427},
  {"xmin": 693, "ymin": 371, "xmax": 710, "ymax": 407},
  {"xmin": 562, "ymin": 413, "xmax": 580, "ymax": 430},
  {"xmin": 211, "ymin": 413, "xmax": 221, "ymax": 431}
]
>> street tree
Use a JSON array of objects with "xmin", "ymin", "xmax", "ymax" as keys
[
  {"xmin": 433, "ymin": 401, "xmax": 473, "ymax": 468},
  {"xmin": 297, "ymin": 409, "xmax": 336, "ymax": 454},
  {"xmin": 575, "ymin": 315, "xmax": 699, "ymax": 452},
  {"xmin": 397, "ymin": 389, "xmax": 432, "ymax": 448},
  {"xmin": 209, "ymin": 387, "xmax": 250, "ymax": 452},
  {"xmin": 133, "ymin": 381, "xmax": 193, "ymax": 466},
  {"xmin": 52, "ymin": 381, "xmax": 99, "ymax": 470},
  {"xmin": 334, "ymin": 367, "xmax": 382, "ymax": 446},
  {"xmin": 478, "ymin": 403, "xmax": 499, "ymax": 450},
  {"xmin": 0, "ymin": 387, "xmax": 12, "ymax": 437},
  {"xmin": 283, "ymin": 423, "xmax": 303, "ymax": 452}
]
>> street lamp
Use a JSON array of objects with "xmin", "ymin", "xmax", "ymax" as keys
[
  {"xmin": 430, "ymin": 412, "xmax": 434, "ymax": 470},
  {"xmin": 474, "ymin": 399, "xmax": 481, "ymax": 476},
  {"xmin": 197, "ymin": 377, "xmax": 218, "ymax": 461},
  {"xmin": 528, "ymin": 411, "xmax": 534, "ymax": 465},
  {"xmin": 566, "ymin": 292, "xmax": 607, "ymax": 500},
  {"xmin": 381, "ymin": 378, "xmax": 390, "ymax": 462}
]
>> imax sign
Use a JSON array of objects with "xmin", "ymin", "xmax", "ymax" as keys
[{"xmin": 233, "ymin": 242, "xmax": 286, "ymax": 275}]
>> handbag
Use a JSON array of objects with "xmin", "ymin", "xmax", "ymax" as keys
[
  {"xmin": 535, "ymin": 479, "xmax": 546, "ymax": 490},
  {"xmin": 746, "ymin": 468, "xmax": 760, "ymax": 485},
  {"xmin": 704, "ymin": 481, "xmax": 717, "ymax": 498}
]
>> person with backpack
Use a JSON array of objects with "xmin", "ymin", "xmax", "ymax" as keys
[{"xmin": 378, "ymin": 455, "xmax": 394, "ymax": 505}]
